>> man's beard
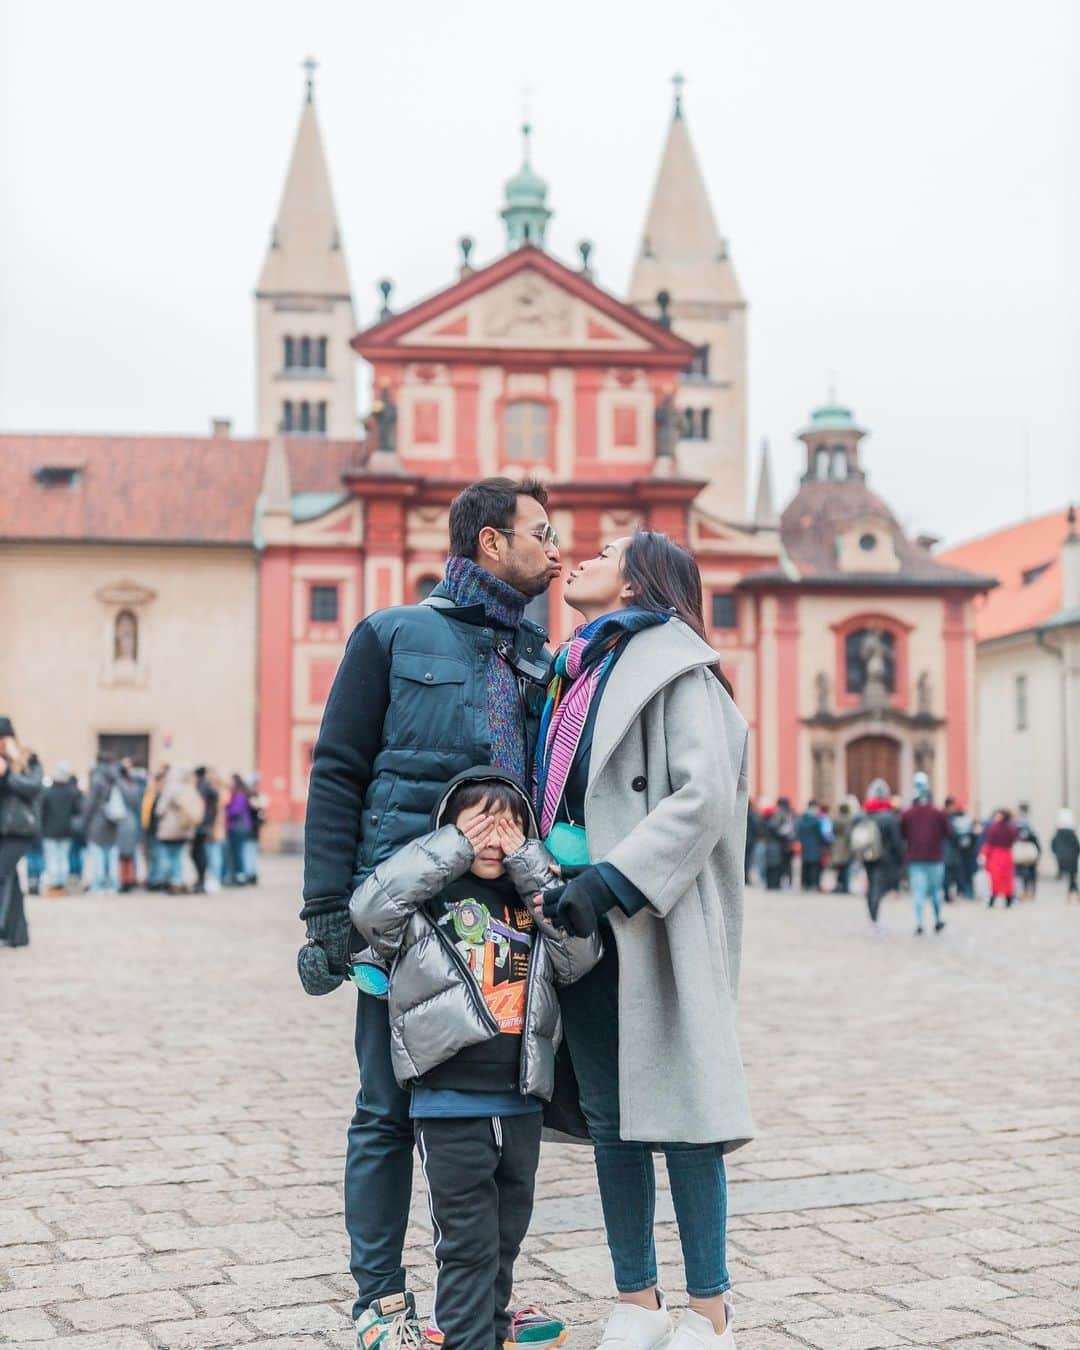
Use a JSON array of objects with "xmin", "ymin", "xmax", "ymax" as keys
[{"xmin": 501, "ymin": 555, "xmax": 554, "ymax": 600}]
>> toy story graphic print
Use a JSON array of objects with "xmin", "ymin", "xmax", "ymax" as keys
[{"xmin": 440, "ymin": 897, "xmax": 534, "ymax": 1033}]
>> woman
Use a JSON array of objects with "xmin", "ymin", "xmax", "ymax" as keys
[
  {"xmin": 225, "ymin": 774, "xmax": 254, "ymax": 884},
  {"xmin": 831, "ymin": 797, "xmax": 856, "ymax": 894},
  {"xmin": 855, "ymin": 779, "xmax": 904, "ymax": 927},
  {"xmin": 0, "ymin": 717, "xmax": 44, "ymax": 948},
  {"xmin": 534, "ymin": 532, "xmax": 751, "ymax": 1350},
  {"xmin": 982, "ymin": 809, "xmax": 1018, "ymax": 907},
  {"xmin": 155, "ymin": 765, "xmax": 198, "ymax": 894},
  {"xmin": 84, "ymin": 757, "xmax": 122, "ymax": 894},
  {"xmin": 1051, "ymin": 808, "xmax": 1080, "ymax": 900}
]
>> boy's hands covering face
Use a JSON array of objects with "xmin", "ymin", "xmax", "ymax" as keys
[{"xmin": 495, "ymin": 817, "xmax": 525, "ymax": 856}]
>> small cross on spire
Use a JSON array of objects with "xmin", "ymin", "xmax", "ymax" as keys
[
  {"xmin": 827, "ymin": 369, "xmax": 839, "ymax": 404},
  {"xmin": 520, "ymin": 83, "xmax": 536, "ymax": 163},
  {"xmin": 672, "ymin": 72, "xmax": 685, "ymax": 119},
  {"xmin": 302, "ymin": 55, "xmax": 318, "ymax": 104}
]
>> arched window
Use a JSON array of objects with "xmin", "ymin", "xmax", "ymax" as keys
[
  {"xmin": 299, "ymin": 401, "xmax": 311, "ymax": 432},
  {"xmin": 831, "ymin": 446, "xmax": 849, "ymax": 480},
  {"xmin": 283, "ymin": 336, "xmax": 295, "ymax": 369},
  {"xmin": 814, "ymin": 446, "xmax": 830, "ymax": 480},
  {"xmin": 504, "ymin": 400, "xmax": 549, "ymax": 459},
  {"xmin": 316, "ymin": 337, "xmax": 328, "ymax": 369},
  {"xmin": 114, "ymin": 609, "xmax": 138, "ymax": 662},
  {"xmin": 282, "ymin": 400, "xmax": 294, "ymax": 432},
  {"xmin": 299, "ymin": 336, "xmax": 312, "ymax": 368}
]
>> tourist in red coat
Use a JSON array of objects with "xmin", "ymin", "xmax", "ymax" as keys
[{"xmin": 981, "ymin": 809, "xmax": 1018, "ymax": 908}]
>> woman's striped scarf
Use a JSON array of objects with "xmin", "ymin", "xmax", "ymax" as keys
[{"xmin": 535, "ymin": 607, "xmax": 670, "ymax": 835}]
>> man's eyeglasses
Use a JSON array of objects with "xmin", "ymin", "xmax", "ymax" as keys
[{"xmin": 493, "ymin": 525, "xmax": 560, "ymax": 550}]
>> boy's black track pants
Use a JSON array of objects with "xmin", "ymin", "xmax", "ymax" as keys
[{"xmin": 416, "ymin": 1112, "xmax": 542, "ymax": 1350}]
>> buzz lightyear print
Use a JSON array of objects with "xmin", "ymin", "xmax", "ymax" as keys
[{"xmin": 442, "ymin": 897, "xmax": 534, "ymax": 1033}]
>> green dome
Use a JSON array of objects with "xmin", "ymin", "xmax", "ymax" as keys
[
  {"xmin": 809, "ymin": 403, "xmax": 855, "ymax": 430},
  {"xmin": 504, "ymin": 160, "xmax": 548, "ymax": 206}
]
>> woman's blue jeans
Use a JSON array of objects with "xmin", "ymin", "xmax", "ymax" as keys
[{"xmin": 558, "ymin": 930, "xmax": 731, "ymax": 1298}]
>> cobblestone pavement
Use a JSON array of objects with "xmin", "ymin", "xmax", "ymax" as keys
[{"xmin": 2, "ymin": 860, "xmax": 1080, "ymax": 1350}]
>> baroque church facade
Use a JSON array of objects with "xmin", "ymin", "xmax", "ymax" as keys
[{"xmin": 0, "ymin": 73, "xmax": 992, "ymax": 837}]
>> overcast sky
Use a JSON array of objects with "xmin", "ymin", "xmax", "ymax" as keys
[{"xmin": 2, "ymin": 0, "xmax": 1077, "ymax": 546}]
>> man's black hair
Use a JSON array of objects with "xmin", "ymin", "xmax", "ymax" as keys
[
  {"xmin": 443, "ymin": 780, "xmax": 528, "ymax": 831},
  {"xmin": 448, "ymin": 477, "xmax": 549, "ymax": 560}
]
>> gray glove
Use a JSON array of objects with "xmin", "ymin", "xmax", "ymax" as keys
[{"xmin": 298, "ymin": 910, "xmax": 352, "ymax": 995}]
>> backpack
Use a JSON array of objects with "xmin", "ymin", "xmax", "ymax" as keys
[
  {"xmin": 103, "ymin": 783, "xmax": 127, "ymax": 824},
  {"xmin": 176, "ymin": 783, "xmax": 206, "ymax": 830},
  {"xmin": 851, "ymin": 815, "xmax": 883, "ymax": 863}
]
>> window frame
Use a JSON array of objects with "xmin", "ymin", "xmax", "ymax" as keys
[{"xmin": 309, "ymin": 583, "xmax": 340, "ymax": 625}]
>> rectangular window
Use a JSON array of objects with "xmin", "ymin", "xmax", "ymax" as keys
[
  {"xmin": 413, "ymin": 399, "xmax": 441, "ymax": 445},
  {"xmin": 613, "ymin": 405, "xmax": 638, "ymax": 448},
  {"xmin": 1015, "ymin": 673, "xmax": 1028, "ymax": 731},
  {"xmin": 310, "ymin": 584, "xmax": 340, "ymax": 624},
  {"xmin": 689, "ymin": 345, "xmax": 710, "ymax": 379},
  {"xmin": 711, "ymin": 593, "xmax": 737, "ymax": 629},
  {"xmin": 316, "ymin": 337, "xmax": 328, "ymax": 370},
  {"xmin": 283, "ymin": 336, "xmax": 295, "ymax": 369},
  {"xmin": 504, "ymin": 400, "xmax": 549, "ymax": 460},
  {"xmin": 315, "ymin": 401, "xmax": 327, "ymax": 433},
  {"xmin": 282, "ymin": 400, "xmax": 294, "ymax": 432}
]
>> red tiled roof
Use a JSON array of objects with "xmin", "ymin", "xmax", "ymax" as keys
[
  {"xmin": 0, "ymin": 434, "xmax": 364, "ymax": 544},
  {"xmin": 938, "ymin": 510, "xmax": 1070, "ymax": 641}
]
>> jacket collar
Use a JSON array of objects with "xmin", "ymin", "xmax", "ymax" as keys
[{"xmin": 586, "ymin": 619, "xmax": 722, "ymax": 795}]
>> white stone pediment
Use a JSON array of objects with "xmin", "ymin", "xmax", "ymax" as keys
[{"xmin": 399, "ymin": 269, "xmax": 650, "ymax": 352}]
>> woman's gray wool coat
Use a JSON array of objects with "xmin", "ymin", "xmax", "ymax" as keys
[{"xmin": 585, "ymin": 618, "xmax": 754, "ymax": 1151}]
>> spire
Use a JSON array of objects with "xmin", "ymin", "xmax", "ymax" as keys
[
  {"xmin": 257, "ymin": 61, "xmax": 350, "ymax": 298},
  {"xmin": 500, "ymin": 120, "xmax": 553, "ymax": 249},
  {"xmin": 629, "ymin": 78, "xmax": 742, "ymax": 309},
  {"xmin": 752, "ymin": 439, "xmax": 778, "ymax": 528}
]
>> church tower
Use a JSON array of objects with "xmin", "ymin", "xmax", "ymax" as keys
[
  {"xmin": 500, "ymin": 122, "xmax": 553, "ymax": 249},
  {"xmin": 629, "ymin": 77, "xmax": 747, "ymax": 520},
  {"xmin": 255, "ymin": 61, "xmax": 356, "ymax": 439}
]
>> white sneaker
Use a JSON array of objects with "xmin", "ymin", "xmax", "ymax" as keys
[
  {"xmin": 596, "ymin": 1295, "xmax": 673, "ymax": 1350},
  {"xmin": 668, "ymin": 1303, "xmax": 735, "ymax": 1350}
]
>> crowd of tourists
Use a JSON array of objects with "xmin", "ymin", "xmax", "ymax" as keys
[
  {"xmin": 0, "ymin": 731, "xmax": 269, "ymax": 947},
  {"xmin": 747, "ymin": 783, "xmax": 1080, "ymax": 933}
]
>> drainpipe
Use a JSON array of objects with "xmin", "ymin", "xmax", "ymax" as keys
[{"xmin": 1035, "ymin": 628, "xmax": 1069, "ymax": 809}]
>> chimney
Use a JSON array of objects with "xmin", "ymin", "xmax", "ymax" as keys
[{"xmin": 211, "ymin": 417, "xmax": 232, "ymax": 438}]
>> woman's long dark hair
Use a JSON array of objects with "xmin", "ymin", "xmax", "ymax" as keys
[{"xmin": 621, "ymin": 531, "xmax": 734, "ymax": 697}]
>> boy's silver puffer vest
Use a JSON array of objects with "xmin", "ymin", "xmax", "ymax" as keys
[{"xmin": 350, "ymin": 824, "xmax": 600, "ymax": 1099}]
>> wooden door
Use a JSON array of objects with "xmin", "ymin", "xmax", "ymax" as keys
[{"xmin": 845, "ymin": 735, "xmax": 900, "ymax": 803}]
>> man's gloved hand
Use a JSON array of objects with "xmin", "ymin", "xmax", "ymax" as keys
[
  {"xmin": 540, "ymin": 867, "xmax": 616, "ymax": 938},
  {"xmin": 297, "ymin": 910, "xmax": 352, "ymax": 995}
]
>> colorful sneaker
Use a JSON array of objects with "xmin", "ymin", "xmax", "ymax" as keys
[
  {"xmin": 357, "ymin": 1292, "xmax": 424, "ymax": 1350},
  {"xmin": 424, "ymin": 1305, "xmax": 567, "ymax": 1350},
  {"xmin": 504, "ymin": 1305, "xmax": 569, "ymax": 1349}
]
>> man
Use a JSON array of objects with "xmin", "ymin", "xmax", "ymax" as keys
[
  {"xmin": 190, "ymin": 766, "xmax": 219, "ymax": 894},
  {"xmin": 899, "ymin": 771, "xmax": 950, "ymax": 936},
  {"xmin": 795, "ymin": 799, "xmax": 825, "ymax": 891},
  {"xmin": 41, "ymin": 763, "xmax": 82, "ymax": 895},
  {"xmin": 300, "ymin": 479, "xmax": 562, "ymax": 1350}
]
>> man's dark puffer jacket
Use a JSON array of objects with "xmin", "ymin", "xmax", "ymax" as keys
[{"xmin": 302, "ymin": 584, "xmax": 548, "ymax": 920}]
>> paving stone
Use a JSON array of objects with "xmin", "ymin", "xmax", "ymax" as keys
[
  {"xmin": 876, "ymin": 1274, "xmax": 1015, "ymax": 1309},
  {"xmin": 152, "ymin": 1317, "xmax": 256, "ymax": 1348},
  {"xmin": 790, "ymin": 1314, "xmax": 908, "ymax": 1348},
  {"xmin": 57, "ymin": 1290, "xmax": 195, "ymax": 1331},
  {"xmin": 0, "ymin": 1306, "xmax": 59, "ymax": 1341},
  {"xmin": 870, "ymin": 1307, "xmax": 1010, "ymax": 1341}
]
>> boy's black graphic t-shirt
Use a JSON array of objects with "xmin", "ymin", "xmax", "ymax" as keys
[{"xmin": 418, "ymin": 871, "xmax": 536, "ymax": 1094}]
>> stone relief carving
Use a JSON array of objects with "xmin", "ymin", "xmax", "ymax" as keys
[{"xmin": 483, "ymin": 275, "xmax": 571, "ymax": 339}]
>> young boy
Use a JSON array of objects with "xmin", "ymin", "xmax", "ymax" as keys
[{"xmin": 350, "ymin": 769, "xmax": 600, "ymax": 1350}]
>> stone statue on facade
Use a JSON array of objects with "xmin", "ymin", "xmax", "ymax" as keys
[
  {"xmin": 655, "ymin": 394, "xmax": 678, "ymax": 460},
  {"xmin": 814, "ymin": 669, "xmax": 831, "ymax": 715},
  {"xmin": 917, "ymin": 669, "xmax": 933, "ymax": 716},
  {"xmin": 375, "ymin": 386, "xmax": 397, "ymax": 454},
  {"xmin": 859, "ymin": 628, "xmax": 889, "ymax": 708}
]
